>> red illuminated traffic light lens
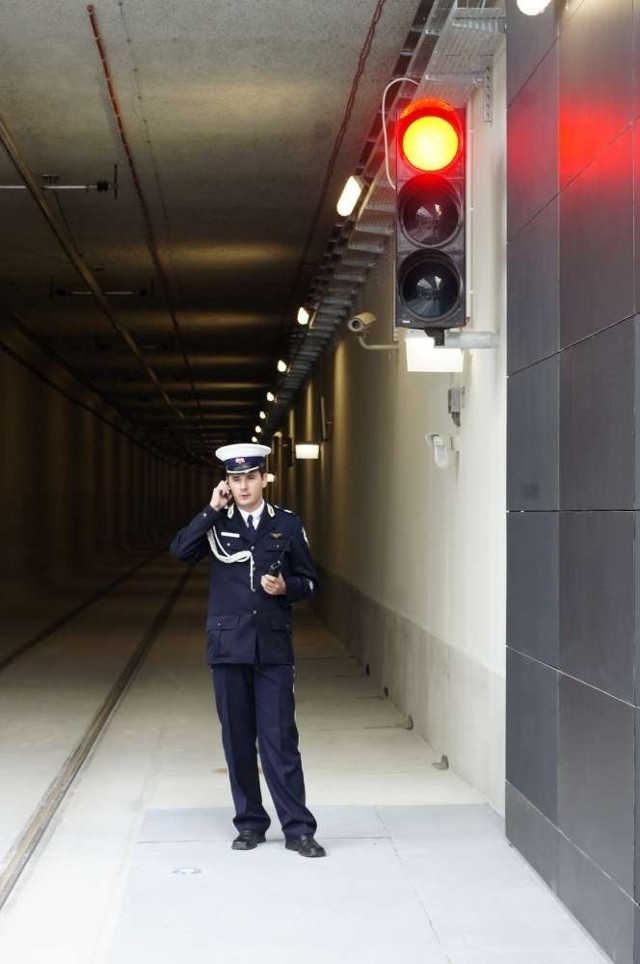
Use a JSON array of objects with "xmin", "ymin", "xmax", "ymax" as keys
[{"xmin": 398, "ymin": 100, "xmax": 462, "ymax": 173}]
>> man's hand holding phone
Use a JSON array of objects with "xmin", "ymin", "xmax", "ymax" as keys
[
  {"xmin": 261, "ymin": 571, "xmax": 286, "ymax": 596},
  {"xmin": 210, "ymin": 480, "xmax": 232, "ymax": 510}
]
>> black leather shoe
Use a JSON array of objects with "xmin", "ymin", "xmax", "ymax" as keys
[
  {"xmin": 285, "ymin": 834, "xmax": 326, "ymax": 858},
  {"xmin": 231, "ymin": 829, "xmax": 266, "ymax": 851}
]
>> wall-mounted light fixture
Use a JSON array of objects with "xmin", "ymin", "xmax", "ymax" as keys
[
  {"xmin": 266, "ymin": 391, "xmax": 275, "ymax": 402},
  {"xmin": 251, "ymin": 435, "xmax": 258, "ymax": 443},
  {"xmin": 516, "ymin": 0, "xmax": 552, "ymax": 14},
  {"xmin": 405, "ymin": 329, "xmax": 498, "ymax": 373},
  {"xmin": 336, "ymin": 175, "xmax": 364, "ymax": 217},
  {"xmin": 259, "ymin": 410, "xmax": 267, "ymax": 420},
  {"xmin": 277, "ymin": 359, "xmax": 288, "ymax": 373},
  {"xmin": 255, "ymin": 424, "xmax": 263, "ymax": 434},
  {"xmin": 405, "ymin": 330, "xmax": 464, "ymax": 373},
  {"xmin": 297, "ymin": 306, "xmax": 311, "ymax": 326},
  {"xmin": 295, "ymin": 442, "xmax": 320, "ymax": 460}
]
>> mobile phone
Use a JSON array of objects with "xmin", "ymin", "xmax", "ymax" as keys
[{"xmin": 268, "ymin": 561, "xmax": 282, "ymax": 577}]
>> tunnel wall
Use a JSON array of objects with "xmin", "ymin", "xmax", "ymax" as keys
[
  {"xmin": 504, "ymin": 0, "xmax": 640, "ymax": 961},
  {"xmin": 0, "ymin": 312, "xmax": 208, "ymax": 653},
  {"xmin": 278, "ymin": 48, "xmax": 507, "ymax": 812}
]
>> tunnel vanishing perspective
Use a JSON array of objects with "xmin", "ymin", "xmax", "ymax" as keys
[{"xmin": 1, "ymin": 1, "xmax": 638, "ymax": 963}]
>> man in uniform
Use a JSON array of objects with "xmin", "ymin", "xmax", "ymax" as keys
[{"xmin": 170, "ymin": 442, "xmax": 325, "ymax": 858}]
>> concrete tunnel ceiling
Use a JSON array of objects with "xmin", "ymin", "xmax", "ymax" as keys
[{"xmin": 0, "ymin": 0, "xmax": 429, "ymax": 463}]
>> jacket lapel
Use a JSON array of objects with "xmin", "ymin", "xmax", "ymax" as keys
[{"xmin": 218, "ymin": 505, "xmax": 252, "ymax": 547}]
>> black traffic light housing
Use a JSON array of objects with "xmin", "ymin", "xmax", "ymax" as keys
[{"xmin": 394, "ymin": 99, "xmax": 466, "ymax": 343}]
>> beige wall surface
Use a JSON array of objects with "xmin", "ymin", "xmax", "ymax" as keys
[{"xmin": 282, "ymin": 49, "xmax": 507, "ymax": 810}]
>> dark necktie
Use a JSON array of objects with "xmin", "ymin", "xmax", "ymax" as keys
[{"xmin": 247, "ymin": 514, "xmax": 255, "ymax": 533}]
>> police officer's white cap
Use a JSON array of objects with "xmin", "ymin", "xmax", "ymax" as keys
[{"xmin": 215, "ymin": 442, "xmax": 271, "ymax": 474}]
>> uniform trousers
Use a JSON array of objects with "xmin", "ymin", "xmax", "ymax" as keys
[{"xmin": 212, "ymin": 662, "xmax": 317, "ymax": 838}]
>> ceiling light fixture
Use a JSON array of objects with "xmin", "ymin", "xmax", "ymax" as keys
[
  {"xmin": 255, "ymin": 424, "xmax": 263, "ymax": 434},
  {"xmin": 259, "ymin": 411, "xmax": 267, "ymax": 420},
  {"xmin": 277, "ymin": 359, "xmax": 288, "ymax": 373},
  {"xmin": 516, "ymin": 0, "xmax": 552, "ymax": 13},
  {"xmin": 336, "ymin": 175, "xmax": 364, "ymax": 217},
  {"xmin": 251, "ymin": 435, "xmax": 258, "ymax": 443},
  {"xmin": 266, "ymin": 391, "xmax": 275, "ymax": 402},
  {"xmin": 297, "ymin": 306, "xmax": 311, "ymax": 326}
]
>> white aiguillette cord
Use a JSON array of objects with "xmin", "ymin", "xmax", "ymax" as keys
[{"xmin": 207, "ymin": 527, "xmax": 255, "ymax": 590}]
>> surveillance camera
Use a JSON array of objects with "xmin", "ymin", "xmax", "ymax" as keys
[{"xmin": 347, "ymin": 311, "xmax": 376, "ymax": 334}]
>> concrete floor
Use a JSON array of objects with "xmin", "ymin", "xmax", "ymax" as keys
[{"xmin": 0, "ymin": 562, "xmax": 610, "ymax": 963}]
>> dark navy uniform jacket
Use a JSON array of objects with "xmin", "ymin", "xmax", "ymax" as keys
[{"xmin": 169, "ymin": 501, "xmax": 316, "ymax": 666}]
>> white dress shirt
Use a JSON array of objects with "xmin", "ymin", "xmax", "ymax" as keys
[{"xmin": 238, "ymin": 501, "xmax": 265, "ymax": 529}]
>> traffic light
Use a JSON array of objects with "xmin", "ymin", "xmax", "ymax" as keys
[{"xmin": 394, "ymin": 98, "xmax": 466, "ymax": 341}]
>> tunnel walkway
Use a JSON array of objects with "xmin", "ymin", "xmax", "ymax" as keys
[{"xmin": 0, "ymin": 564, "xmax": 608, "ymax": 963}]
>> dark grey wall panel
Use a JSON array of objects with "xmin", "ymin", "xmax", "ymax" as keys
[
  {"xmin": 558, "ymin": 0, "xmax": 634, "ymax": 188},
  {"xmin": 559, "ymin": 130, "xmax": 635, "ymax": 346},
  {"xmin": 507, "ymin": 199, "xmax": 559, "ymax": 374},
  {"xmin": 558, "ymin": 675, "xmax": 635, "ymax": 894},
  {"xmin": 558, "ymin": 834, "xmax": 636, "ymax": 964},
  {"xmin": 507, "ymin": 44, "xmax": 558, "ymax": 240},
  {"xmin": 636, "ymin": 709, "xmax": 640, "ymax": 901},
  {"xmin": 506, "ymin": 2, "xmax": 640, "ymax": 961},
  {"xmin": 505, "ymin": 782, "xmax": 559, "ymax": 892},
  {"xmin": 506, "ymin": 650, "xmax": 558, "ymax": 822},
  {"xmin": 506, "ymin": 0, "xmax": 558, "ymax": 107},
  {"xmin": 507, "ymin": 356, "xmax": 559, "ymax": 510},
  {"xmin": 559, "ymin": 512, "xmax": 635, "ymax": 701},
  {"xmin": 507, "ymin": 511, "xmax": 558, "ymax": 666},
  {"xmin": 560, "ymin": 318, "xmax": 636, "ymax": 509}
]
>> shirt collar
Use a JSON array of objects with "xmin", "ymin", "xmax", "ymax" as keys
[{"xmin": 238, "ymin": 501, "xmax": 265, "ymax": 526}]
